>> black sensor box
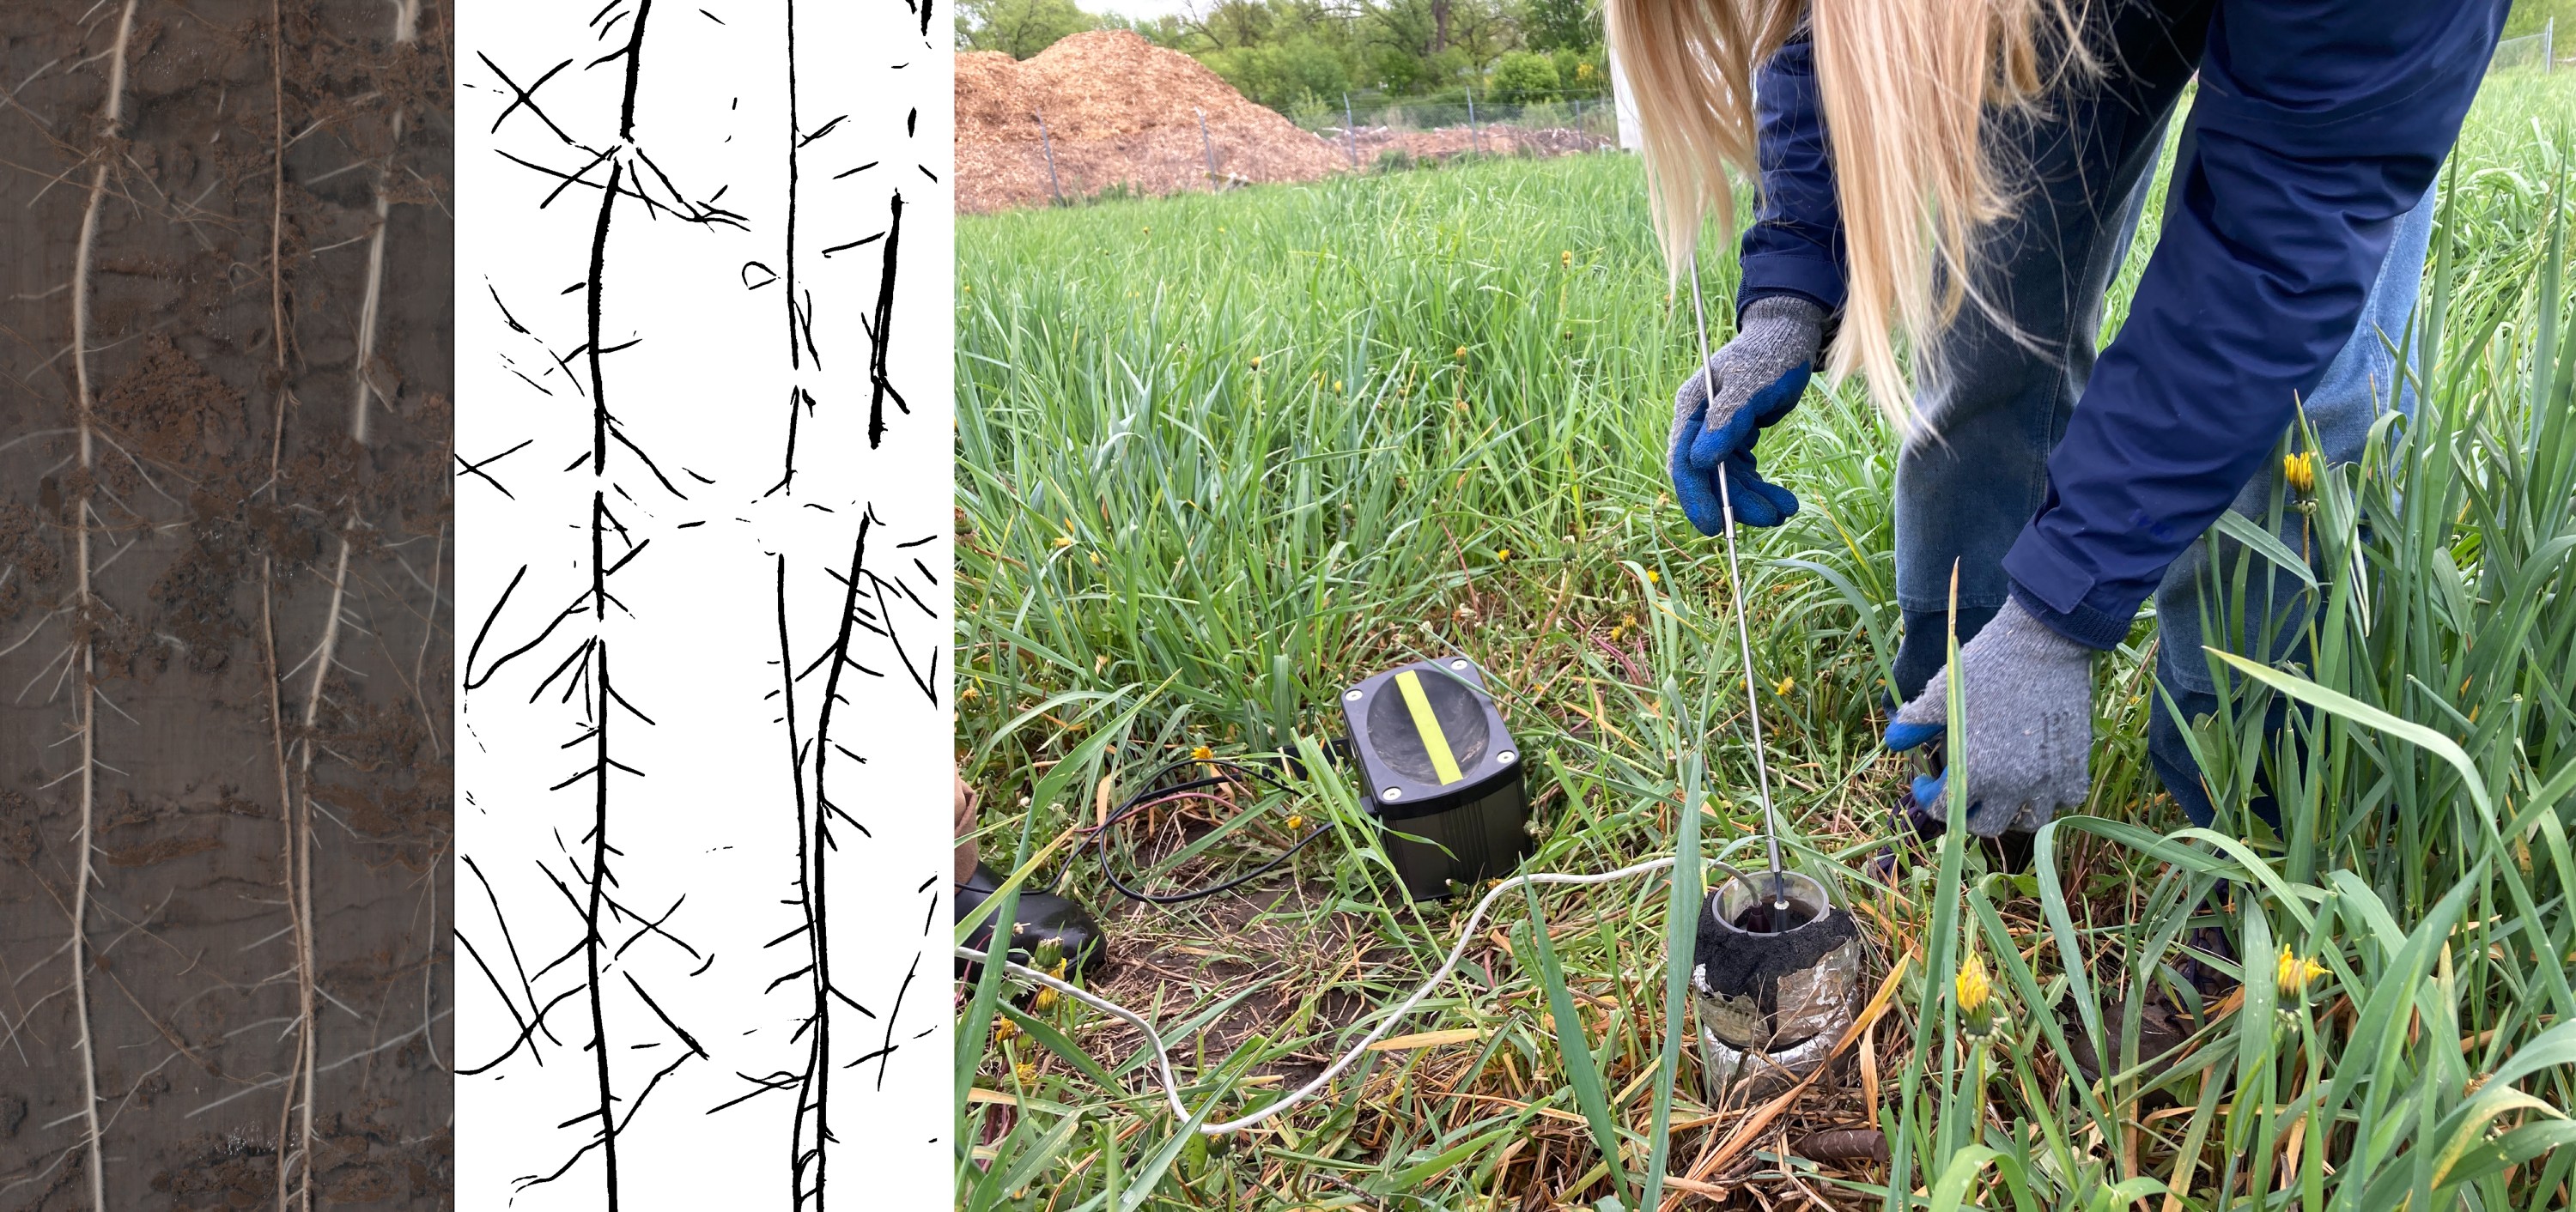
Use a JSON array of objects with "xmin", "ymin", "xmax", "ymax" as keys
[{"xmin": 1340, "ymin": 657, "xmax": 1531, "ymax": 900}]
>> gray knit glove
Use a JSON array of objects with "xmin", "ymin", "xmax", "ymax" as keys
[
  {"xmin": 1882, "ymin": 599, "xmax": 2097, "ymax": 836},
  {"xmin": 1668, "ymin": 296, "xmax": 1825, "ymax": 533}
]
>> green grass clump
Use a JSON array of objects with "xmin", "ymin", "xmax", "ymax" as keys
[{"xmin": 957, "ymin": 76, "xmax": 2576, "ymax": 1210}]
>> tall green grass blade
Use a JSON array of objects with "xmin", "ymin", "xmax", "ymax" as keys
[
  {"xmin": 1518, "ymin": 879, "xmax": 1631, "ymax": 1203},
  {"xmin": 1636, "ymin": 680, "xmax": 1705, "ymax": 1212},
  {"xmin": 2207, "ymin": 647, "xmax": 2493, "ymax": 818}
]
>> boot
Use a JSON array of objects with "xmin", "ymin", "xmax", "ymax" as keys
[{"xmin": 956, "ymin": 863, "xmax": 1109, "ymax": 981}]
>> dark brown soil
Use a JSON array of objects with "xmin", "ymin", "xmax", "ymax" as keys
[{"xmin": 0, "ymin": 2, "xmax": 452, "ymax": 1208}]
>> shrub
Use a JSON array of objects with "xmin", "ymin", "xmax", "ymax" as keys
[{"xmin": 1489, "ymin": 50, "xmax": 1559, "ymax": 103}]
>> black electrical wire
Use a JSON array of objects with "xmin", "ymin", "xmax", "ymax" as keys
[{"xmin": 1087, "ymin": 754, "xmax": 1334, "ymax": 905}]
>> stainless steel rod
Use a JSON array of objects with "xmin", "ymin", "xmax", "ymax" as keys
[{"xmin": 1684, "ymin": 253, "xmax": 1789, "ymax": 910}]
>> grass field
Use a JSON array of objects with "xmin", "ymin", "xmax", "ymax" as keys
[{"xmin": 956, "ymin": 72, "xmax": 2576, "ymax": 1210}]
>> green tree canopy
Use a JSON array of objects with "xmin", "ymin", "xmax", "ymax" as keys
[
  {"xmin": 1517, "ymin": 0, "xmax": 1598, "ymax": 53},
  {"xmin": 957, "ymin": 0, "xmax": 1099, "ymax": 58}
]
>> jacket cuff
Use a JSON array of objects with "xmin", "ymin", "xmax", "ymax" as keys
[
  {"xmin": 2006, "ymin": 582, "xmax": 2134, "ymax": 651},
  {"xmin": 2002, "ymin": 529, "xmax": 2135, "ymax": 650},
  {"xmin": 1735, "ymin": 267, "xmax": 1843, "ymax": 324}
]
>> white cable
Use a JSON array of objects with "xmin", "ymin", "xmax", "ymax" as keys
[{"xmin": 958, "ymin": 854, "xmax": 1686, "ymax": 1136}]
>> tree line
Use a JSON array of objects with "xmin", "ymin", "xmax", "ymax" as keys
[{"xmin": 956, "ymin": 0, "xmax": 1609, "ymax": 112}]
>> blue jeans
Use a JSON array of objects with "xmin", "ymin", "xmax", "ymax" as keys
[{"xmin": 1883, "ymin": 24, "xmax": 2439, "ymax": 830}]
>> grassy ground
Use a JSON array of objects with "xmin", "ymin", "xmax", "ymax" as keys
[{"xmin": 957, "ymin": 72, "xmax": 2576, "ymax": 1210}]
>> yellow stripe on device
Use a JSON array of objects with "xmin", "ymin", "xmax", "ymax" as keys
[{"xmin": 1394, "ymin": 670, "xmax": 1465, "ymax": 785}]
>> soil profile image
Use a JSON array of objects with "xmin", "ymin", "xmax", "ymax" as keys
[{"xmin": 0, "ymin": 1, "xmax": 453, "ymax": 1208}]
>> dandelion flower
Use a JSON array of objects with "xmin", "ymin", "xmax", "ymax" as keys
[
  {"xmin": 1285, "ymin": 813, "xmax": 1305, "ymax": 831},
  {"xmin": 1032, "ymin": 986, "xmax": 1060, "ymax": 1012},
  {"xmin": 1455, "ymin": 346, "xmax": 1468, "ymax": 361},
  {"xmin": 1496, "ymin": 548, "xmax": 1512, "ymax": 561},
  {"xmin": 1333, "ymin": 379, "xmax": 1344, "ymax": 392},
  {"xmin": 1644, "ymin": 569, "xmax": 1660, "ymax": 584},
  {"xmin": 1955, "ymin": 950, "xmax": 1994, "ymax": 1027},
  {"xmin": 1013, "ymin": 1062, "xmax": 1036, "ymax": 1085},
  {"xmin": 1191, "ymin": 745, "xmax": 1213, "ymax": 761},
  {"xmin": 1250, "ymin": 355, "xmax": 1262, "ymax": 370},
  {"xmin": 993, "ymin": 1018, "xmax": 1019, "ymax": 1044},
  {"xmin": 2284, "ymin": 451, "xmax": 2317, "ymax": 494},
  {"xmin": 1560, "ymin": 250, "xmax": 1573, "ymax": 268},
  {"xmin": 2275, "ymin": 944, "xmax": 2328, "ymax": 998},
  {"xmin": 1774, "ymin": 676, "xmax": 1795, "ymax": 695},
  {"xmin": 1053, "ymin": 536, "xmax": 1074, "ymax": 548}
]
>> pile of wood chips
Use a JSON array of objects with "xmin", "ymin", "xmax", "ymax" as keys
[{"xmin": 957, "ymin": 31, "xmax": 1348, "ymax": 214}]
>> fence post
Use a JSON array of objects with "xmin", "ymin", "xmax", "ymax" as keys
[
  {"xmin": 1033, "ymin": 112, "xmax": 1065, "ymax": 206},
  {"xmin": 1196, "ymin": 107, "xmax": 1219, "ymax": 190},
  {"xmin": 1467, "ymin": 87, "xmax": 1480, "ymax": 155},
  {"xmin": 1344, "ymin": 92, "xmax": 1358, "ymax": 167},
  {"xmin": 2547, "ymin": 16, "xmax": 2555, "ymax": 74}
]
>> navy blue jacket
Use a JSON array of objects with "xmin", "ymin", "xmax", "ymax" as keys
[{"xmin": 1736, "ymin": 1, "xmax": 2509, "ymax": 648}]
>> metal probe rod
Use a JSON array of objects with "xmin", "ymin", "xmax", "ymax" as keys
[{"xmin": 1684, "ymin": 253, "xmax": 1789, "ymax": 911}]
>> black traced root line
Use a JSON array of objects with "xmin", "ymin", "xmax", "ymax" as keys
[
  {"xmin": 587, "ymin": 163, "xmax": 622, "ymax": 477},
  {"xmin": 623, "ymin": 971, "xmax": 709, "ymax": 1059},
  {"xmin": 864, "ymin": 192, "xmax": 908, "ymax": 447},
  {"xmin": 585, "ymin": 641, "xmax": 619, "ymax": 1206}
]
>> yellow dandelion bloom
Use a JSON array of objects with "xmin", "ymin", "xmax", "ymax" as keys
[
  {"xmin": 2275, "ymin": 944, "xmax": 2329, "ymax": 998},
  {"xmin": 2284, "ymin": 451, "xmax": 2316, "ymax": 494},
  {"xmin": 993, "ymin": 1018, "xmax": 1019, "ymax": 1043},
  {"xmin": 1250, "ymin": 355, "xmax": 1262, "ymax": 370},
  {"xmin": 1560, "ymin": 250, "xmax": 1572, "ymax": 268},
  {"xmin": 1013, "ymin": 1061, "xmax": 1036, "ymax": 1085},
  {"xmin": 1455, "ymin": 346, "xmax": 1468, "ymax": 360},
  {"xmin": 1333, "ymin": 379, "xmax": 1344, "ymax": 392},
  {"xmin": 1496, "ymin": 548, "xmax": 1512, "ymax": 561},
  {"xmin": 1285, "ymin": 814, "xmax": 1305, "ymax": 831},
  {"xmin": 1031, "ymin": 986, "xmax": 1059, "ymax": 1012},
  {"xmin": 1052, "ymin": 536, "xmax": 1074, "ymax": 548},
  {"xmin": 1954, "ymin": 950, "xmax": 1992, "ymax": 1016},
  {"xmin": 1644, "ymin": 569, "xmax": 1660, "ymax": 584},
  {"xmin": 1192, "ymin": 745, "xmax": 1213, "ymax": 761},
  {"xmin": 1774, "ymin": 676, "xmax": 1795, "ymax": 696}
]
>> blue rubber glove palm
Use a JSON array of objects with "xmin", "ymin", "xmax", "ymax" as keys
[
  {"xmin": 1668, "ymin": 296, "xmax": 1824, "ymax": 535},
  {"xmin": 1882, "ymin": 599, "xmax": 2097, "ymax": 837}
]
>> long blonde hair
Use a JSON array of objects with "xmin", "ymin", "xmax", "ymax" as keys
[{"xmin": 1607, "ymin": 0, "xmax": 2090, "ymax": 430}]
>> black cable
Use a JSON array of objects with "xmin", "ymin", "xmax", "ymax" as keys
[{"xmin": 1088, "ymin": 755, "xmax": 1334, "ymax": 905}]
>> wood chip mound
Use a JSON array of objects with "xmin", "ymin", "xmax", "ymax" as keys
[{"xmin": 957, "ymin": 31, "xmax": 1348, "ymax": 214}]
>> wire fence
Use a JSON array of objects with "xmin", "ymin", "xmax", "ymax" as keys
[
  {"xmin": 2489, "ymin": 19, "xmax": 2560, "ymax": 74},
  {"xmin": 1280, "ymin": 88, "xmax": 1622, "ymax": 172}
]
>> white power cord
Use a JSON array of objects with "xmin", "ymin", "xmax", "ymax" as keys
[{"xmin": 958, "ymin": 855, "xmax": 1686, "ymax": 1136}]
